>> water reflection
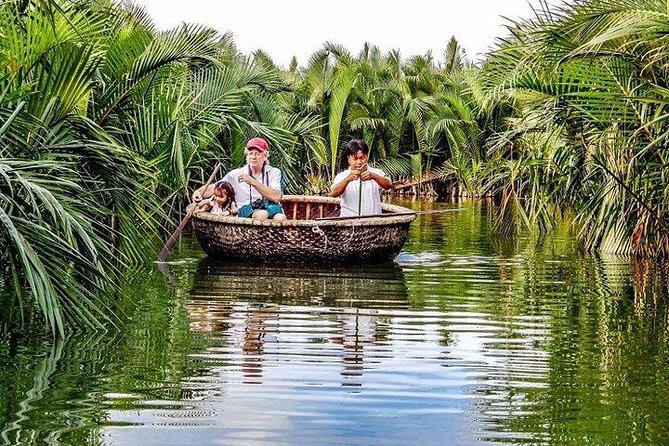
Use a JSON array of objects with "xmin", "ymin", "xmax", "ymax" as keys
[
  {"xmin": 4, "ymin": 204, "xmax": 669, "ymax": 446},
  {"xmin": 185, "ymin": 259, "xmax": 408, "ymax": 387},
  {"xmin": 189, "ymin": 259, "xmax": 409, "ymax": 308},
  {"xmin": 0, "ymin": 331, "xmax": 122, "ymax": 446}
]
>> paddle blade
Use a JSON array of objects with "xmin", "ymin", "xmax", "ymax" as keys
[
  {"xmin": 158, "ymin": 213, "xmax": 192, "ymax": 262},
  {"xmin": 159, "ymin": 162, "xmax": 220, "ymax": 262}
]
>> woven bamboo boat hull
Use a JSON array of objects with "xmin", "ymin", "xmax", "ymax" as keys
[{"xmin": 191, "ymin": 195, "xmax": 416, "ymax": 264}]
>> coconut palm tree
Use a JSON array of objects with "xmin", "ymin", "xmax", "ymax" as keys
[
  {"xmin": 480, "ymin": 0, "xmax": 669, "ymax": 256},
  {"xmin": 296, "ymin": 44, "xmax": 361, "ymax": 180},
  {"xmin": 0, "ymin": 0, "xmax": 314, "ymax": 334}
]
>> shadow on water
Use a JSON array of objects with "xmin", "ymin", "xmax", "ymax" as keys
[{"xmin": 188, "ymin": 257, "xmax": 410, "ymax": 309}]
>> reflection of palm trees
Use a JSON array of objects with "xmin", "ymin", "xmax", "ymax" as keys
[
  {"xmin": 463, "ymin": 251, "xmax": 669, "ymax": 443},
  {"xmin": 1, "ymin": 331, "xmax": 119, "ymax": 446},
  {"xmin": 2, "ymin": 339, "xmax": 64, "ymax": 444}
]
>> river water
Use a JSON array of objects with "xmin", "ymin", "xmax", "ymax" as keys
[{"xmin": 1, "ymin": 201, "xmax": 668, "ymax": 445}]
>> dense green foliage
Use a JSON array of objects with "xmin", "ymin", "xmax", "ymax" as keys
[
  {"xmin": 2, "ymin": 0, "xmax": 669, "ymax": 333},
  {"xmin": 480, "ymin": 0, "xmax": 669, "ymax": 258},
  {"xmin": 0, "ymin": 0, "xmax": 313, "ymax": 334}
]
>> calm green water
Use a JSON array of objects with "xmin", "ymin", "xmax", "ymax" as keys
[{"xmin": 2, "ymin": 201, "xmax": 669, "ymax": 446}]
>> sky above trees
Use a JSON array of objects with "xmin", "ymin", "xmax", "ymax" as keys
[{"xmin": 131, "ymin": 0, "xmax": 561, "ymax": 66}]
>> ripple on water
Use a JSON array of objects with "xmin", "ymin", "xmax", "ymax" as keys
[
  {"xmin": 395, "ymin": 251, "xmax": 445, "ymax": 267},
  {"xmin": 102, "ymin": 292, "xmax": 568, "ymax": 446}
]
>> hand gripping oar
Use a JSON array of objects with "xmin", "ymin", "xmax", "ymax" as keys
[{"xmin": 158, "ymin": 163, "xmax": 221, "ymax": 262}]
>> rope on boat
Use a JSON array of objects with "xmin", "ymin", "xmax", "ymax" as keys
[
  {"xmin": 348, "ymin": 221, "xmax": 357, "ymax": 245},
  {"xmin": 311, "ymin": 225, "xmax": 329, "ymax": 251}
]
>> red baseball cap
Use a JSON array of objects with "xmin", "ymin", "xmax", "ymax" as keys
[{"xmin": 245, "ymin": 137, "xmax": 269, "ymax": 153}]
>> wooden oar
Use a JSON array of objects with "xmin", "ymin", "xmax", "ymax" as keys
[
  {"xmin": 357, "ymin": 163, "xmax": 368, "ymax": 216},
  {"xmin": 357, "ymin": 177, "xmax": 362, "ymax": 216},
  {"xmin": 158, "ymin": 163, "xmax": 221, "ymax": 262}
]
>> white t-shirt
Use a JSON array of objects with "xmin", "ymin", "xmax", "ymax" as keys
[
  {"xmin": 331, "ymin": 167, "xmax": 388, "ymax": 217},
  {"xmin": 222, "ymin": 163, "xmax": 282, "ymax": 207}
]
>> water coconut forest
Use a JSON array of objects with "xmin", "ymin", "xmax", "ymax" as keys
[{"xmin": 1, "ymin": 1, "xmax": 669, "ymax": 444}]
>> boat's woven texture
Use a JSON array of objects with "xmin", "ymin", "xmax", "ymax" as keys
[{"xmin": 191, "ymin": 195, "xmax": 416, "ymax": 264}]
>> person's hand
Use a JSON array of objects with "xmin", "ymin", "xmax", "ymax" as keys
[
  {"xmin": 349, "ymin": 164, "xmax": 368, "ymax": 181},
  {"xmin": 238, "ymin": 174, "xmax": 256, "ymax": 185},
  {"xmin": 360, "ymin": 170, "xmax": 374, "ymax": 181},
  {"xmin": 192, "ymin": 190, "xmax": 203, "ymax": 202},
  {"xmin": 348, "ymin": 169, "xmax": 362, "ymax": 182}
]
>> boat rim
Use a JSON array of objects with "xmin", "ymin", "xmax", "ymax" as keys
[{"xmin": 192, "ymin": 195, "xmax": 416, "ymax": 227}]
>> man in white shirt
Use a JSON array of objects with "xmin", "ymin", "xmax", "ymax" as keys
[
  {"xmin": 192, "ymin": 137, "xmax": 286, "ymax": 220},
  {"xmin": 330, "ymin": 139, "xmax": 392, "ymax": 217}
]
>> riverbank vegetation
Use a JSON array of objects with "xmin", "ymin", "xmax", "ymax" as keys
[{"xmin": 1, "ymin": 0, "xmax": 668, "ymax": 334}]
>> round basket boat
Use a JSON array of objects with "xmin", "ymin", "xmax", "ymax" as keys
[{"xmin": 191, "ymin": 195, "xmax": 416, "ymax": 264}]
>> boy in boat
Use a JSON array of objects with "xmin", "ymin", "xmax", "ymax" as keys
[
  {"xmin": 193, "ymin": 180, "xmax": 238, "ymax": 216},
  {"xmin": 330, "ymin": 139, "xmax": 392, "ymax": 217},
  {"xmin": 192, "ymin": 137, "xmax": 286, "ymax": 220}
]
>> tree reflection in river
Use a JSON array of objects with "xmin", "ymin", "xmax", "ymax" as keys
[{"xmin": 3, "ymin": 207, "xmax": 669, "ymax": 445}]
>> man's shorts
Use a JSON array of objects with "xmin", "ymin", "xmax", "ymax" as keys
[{"xmin": 238, "ymin": 201, "xmax": 284, "ymax": 218}]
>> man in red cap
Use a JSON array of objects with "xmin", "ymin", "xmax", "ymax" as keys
[{"xmin": 192, "ymin": 137, "xmax": 286, "ymax": 220}]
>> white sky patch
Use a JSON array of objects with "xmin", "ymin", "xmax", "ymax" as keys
[{"xmin": 129, "ymin": 0, "xmax": 562, "ymax": 67}]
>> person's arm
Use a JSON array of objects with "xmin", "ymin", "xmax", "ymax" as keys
[
  {"xmin": 330, "ymin": 169, "xmax": 360, "ymax": 197},
  {"xmin": 229, "ymin": 201, "xmax": 238, "ymax": 215},
  {"xmin": 192, "ymin": 200, "xmax": 212, "ymax": 214},
  {"xmin": 192, "ymin": 170, "xmax": 230, "ymax": 202},
  {"xmin": 238, "ymin": 170, "xmax": 283, "ymax": 202},
  {"xmin": 360, "ymin": 169, "xmax": 392, "ymax": 190},
  {"xmin": 192, "ymin": 184, "xmax": 215, "ymax": 202}
]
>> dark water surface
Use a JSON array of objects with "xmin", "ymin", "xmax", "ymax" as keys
[{"xmin": 2, "ymin": 201, "xmax": 669, "ymax": 445}]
